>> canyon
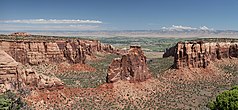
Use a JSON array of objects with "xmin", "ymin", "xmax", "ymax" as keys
[
  {"xmin": 1, "ymin": 33, "xmax": 238, "ymax": 109},
  {"xmin": 0, "ymin": 34, "xmax": 117, "ymax": 92}
]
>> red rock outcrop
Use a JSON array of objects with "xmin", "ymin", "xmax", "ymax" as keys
[
  {"xmin": 107, "ymin": 45, "xmax": 151, "ymax": 83},
  {"xmin": 0, "ymin": 40, "xmax": 66, "ymax": 65},
  {"xmin": 0, "ymin": 39, "xmax": 116, "ymax": 65},
  {"xmin": 78, "ymin": 40, "xmax": 115, "ymax": 54},
  {"xmin": 0, "ymin": 50, "xmax": 64, "ymax": 93},
  {"xmin": 173, "ymin": 41, "xmax": 238, "ymax": 69}
]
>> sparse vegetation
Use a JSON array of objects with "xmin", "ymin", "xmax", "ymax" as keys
[
  {"xmin": 57, "ymin": 53, "xmax": 120, "ymax": 88},
  {"xmin": 219, "ymin": 64, "xmax": 238, "ymax": 75},
  {"xmin": 148, "ymin": 57, "xmax": 174, "ymax": 77},
  {"xmin": 98, "ymin": 37, "xmax": 195, "ymax": 52},
  {"xmin": 0, "ymin": 91, "xmax": 29, "ymax": 110}
]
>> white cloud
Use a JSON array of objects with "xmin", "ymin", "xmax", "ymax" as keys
[
  {"xmin": 0, "ymin": 24, "xmax": 100, "ymax": 31},
  {"xmin": 162, "ymin": 25, "xmax": 213, "ymax": 31},
  {"xmin": 0, "ymin": 19, "xmax": 102, "ymax": 24}
]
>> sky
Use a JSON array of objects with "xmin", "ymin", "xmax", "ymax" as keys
[{"xmin": 0, "ymin": 0, "xmax": 238, "ymax": 31}]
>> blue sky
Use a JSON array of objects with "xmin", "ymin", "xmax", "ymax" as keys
[{"xmin": 0, "ymin": 0, "xmax": 238, "ymax": 31}]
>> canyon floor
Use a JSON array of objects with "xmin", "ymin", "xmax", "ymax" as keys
[{"xmin": 24, "ymin": 53, "xmax": 238, "ymax": 110}]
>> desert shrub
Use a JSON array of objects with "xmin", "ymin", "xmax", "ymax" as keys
[
  {"xmin": 0, "ymin": 90, "xmax": 29, "ymax": 110},
  {"xmin": 18, "ymin": 88, "xmax": 31, "ymax": 97},
  {"xmin": 208, "ymin": 86, "xmax": 238, "ymax": 110},
  {"xmin": 223, "ymin": 65, "xmax": 238, "ymax": 74},
  {"xmin": 218, "ymin": 64, "xmax": 238, "ymax": 75}
]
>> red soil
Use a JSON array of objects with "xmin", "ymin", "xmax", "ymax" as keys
[{"xmin": 58, "ymin": 63, "xmax": 96, "ymax": 73}]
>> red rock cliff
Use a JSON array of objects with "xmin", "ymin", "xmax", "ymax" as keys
[
  {"xmin": 107, "ymin": 45, "xmax": 151, "ymax": 83},
  {"xmin": 0, "ymin": 50, "xmax": 64, "ymax": 92},
  {"xmin": 174, "ymin": 41, "xmax": 238, "ymax": 68},
  {"xmin": 0, "ymin": 39, "xmax": 115, "ymax": 65}
]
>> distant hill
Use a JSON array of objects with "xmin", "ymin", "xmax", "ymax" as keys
[{"xmin": 0, "ymin": 30, "xmax": 238, "ymax": 38}]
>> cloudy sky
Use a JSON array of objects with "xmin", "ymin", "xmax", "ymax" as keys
[{"xmin": 0, "ymin": 0, "xmax": 238, "ymax": 31}]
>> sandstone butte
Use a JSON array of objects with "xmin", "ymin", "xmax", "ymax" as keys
[
  {"xmin": 163, "ymin": 41, "xmax": 238, "ymax": 69},
  {"xmin": 0, "ymin": 33, "xmax": 118, "ymax": 92},
  {"xmin": 107, "ymin": 45, "xmax": 151, "ymax": 83}
]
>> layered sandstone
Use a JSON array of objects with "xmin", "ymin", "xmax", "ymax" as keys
[
  {"xmin": 107, "ymin": 45, "xmax": 151, "ymax": 83},
  {"xmin": 172, "ymin": 41, "xmax": 238, "ymax": 68},
  {"xmin": 0, "ymin": 39, "xmax": 115, "ymax": 65},
  {"xmin": 0, "ymin": 50, "xmax": 64, "ymax": 92}
]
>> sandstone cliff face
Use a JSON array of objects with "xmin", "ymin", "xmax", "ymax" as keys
[
  {"xmin": 0, "ymin": 41, "xmax": 65, "ymax": 65},
  {"xmin": 56, "ymin": 40, "xmax": 86, "ymax": 64},
  {"xmin": 173, "ymin": 41, "xmax": 238, "ymax": 68},
  {"xmin": 107, "ymin": 46, "xmax": 151, "ymax": 83},
  {"xmin": 0, "ymin": 39, "xmax": 115, "ymax": 65},
  {"xmin": 78, "ymin": 40, "xmax": 115, "ymax": 54},
  {"xmin": 0, "ymin": 50, "xmax": 64, "ymax": 93}
]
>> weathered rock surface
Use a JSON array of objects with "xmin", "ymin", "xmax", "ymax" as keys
[
  {"xmin": 0, "ymin": 33, "xmax": 120, "ymax": 93},
  {"xmin": 171, "ymin": 41, "xmax": 238, "ymax": 68},
  {"xmin": 0, "ymin": 39, "xmax": 115, "ymax": 65},
  {"xmin": 0, "ymin": 50, "xmax": 19, "ymax": 93},
  {"xmin": 107, "ymin": 46, "xmax": 151, "ymax": 83},
  {"xmin": 0, "ymin": 50, "xmax": 64, "ymax": 93}
]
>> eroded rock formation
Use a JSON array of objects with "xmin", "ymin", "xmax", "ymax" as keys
[
  {"xmin": 107, "ymin": 45, "xmax": 151, "ymax": 83},
  {"xmin": 0, "ymin": 50, "xmax": 64, "ymax": 93},
  {"xmin": 0, "ymin": 34, "xmax": 119, "ymax": 92},
  {"xmin": 0, "ymin": 39, "xmax": 115, "ymax": 65},
  {"xmin": 173, "ymin": 41, "xmax": 238, "ymax": 68}
]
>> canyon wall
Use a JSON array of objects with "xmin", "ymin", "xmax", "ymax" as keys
[
  {"xmin": 107, "ymin": 45, "xmax": 151, "ymax": 83},
  {"xmin": 0, "ymin": 39, "xmax": 115, "ymax": 65},
  {"xmin": 171, "ymin": 41, "xmax": 238, "ymax": 68},
  {"xmin": 0, "ymin": 50, "xmax": 64, "ymax": 92},
  {"xmin": 0, "ymin": 33, "xmax": 118, "ymax": 92}
]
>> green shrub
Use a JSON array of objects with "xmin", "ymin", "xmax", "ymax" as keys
[
  {"xmin": 209, "ymin": 86, "xmax": 238, "ymax": 110},
  {"xmin": 0, "ymin": 91, "xmax": 29, "ymax": 110}
]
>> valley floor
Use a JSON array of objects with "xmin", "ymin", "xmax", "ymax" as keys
[{"xmin": 24, "ymin": 54, "xmax": 238, "ymax": 110}]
